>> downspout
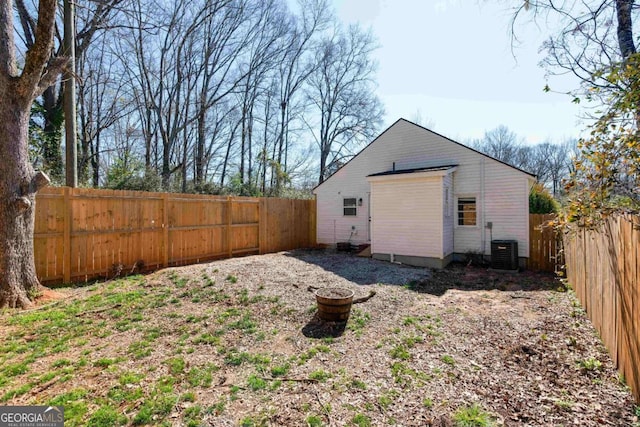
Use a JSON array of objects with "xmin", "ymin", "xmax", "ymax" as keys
[
  {"xmin": 333, "ymin": 219, "xmax": 336, "ymax": 244},
  {"xmin": 440, "ymin": 176, "xmax": 444, "ymax": 260},
  {"xmin": 481, "ymin": 158, "xmax": 486, "ymax": 258},
  {"xmin": 451, "ymin": 174, "xmax": 455, "ymax": 259}
]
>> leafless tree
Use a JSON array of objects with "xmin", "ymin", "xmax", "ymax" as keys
[
  {"xmin": 513, "ymin": 1, "xmax": 640, "ymax": 207},
  {"xmin": 235, "ymin": 0, "xmax": 289, "ymax": 194},
  {"xmin": 77, "ymin": 34, "xmax": 132, "ymax": 186},
  {"xmin": 471, "ymin": 125, "xmax": 574, "ymax": 195},
  {"xmin": 15, "ymin": 0, "xmax": 126, "ymax": 182},
  {"xmin": 512, "ymin": 1, "xmax": 636, "ymax": 103},
  {"xmin": 472, "ymin": 125, "xmax": 524, "ymax": 166},
  {"xmin": 120, "ymin": 0, "xmax": 252, "ymax": 189},
  {"xmin": 306, "ymin": 24, "xmax": 384, "ymax": 184},
  {"xmin": 189, "ymin": 0, "xmax": 253, "ymax": 189},
  {"xmin": 270, "ymin": 0, "xmax": 330, "ymax": 192},
  {"xmin": 546, "ymin": 139, "xmax": 575, "ymax": 196},
  {"xmin": 410, "ymin": 109, "xmax": 436, "ymax": 129},
  {"xmin": 14, "ymin": 0, "xmax": 387, "ymax": 195}
]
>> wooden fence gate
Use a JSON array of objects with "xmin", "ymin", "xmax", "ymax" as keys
[{"xmin": 528, "ymin": 213, "xmax": 560, "ymax": 272}]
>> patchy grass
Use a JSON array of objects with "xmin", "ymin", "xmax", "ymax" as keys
[
  {"xmin": 309, "ymin": 369, "xmax": 331, "ymax": 382},
  {"xmin": 305, "ymin": 414, "xmax": 324, "ymax": 426},
  {"xmin": 441, "ymin": 354, "xmax": 456, "ymax": 366},
  {"xmin": 578, "ymin": 356, "xmax": 602, "ymax": 372},
  {"xmin": 389, "ymin": 345, "xmax": 411, "ymax": 360},
  {"xmin": 87, "ymin": 406, "xmax": 128, "ymax": 426},
  {"xmin": 0, "ymin": 252, "xmax": 635, "ymax": 426},
  {"xmin": 270, "ymin": 363, "xmax": 290, "ymax": 377},
  {"xmin": 351, "ymin": 413, "xmax": 371, "ymax": 427},
  {"xmin": 246, "ymin": 374, "xmax": 268, "ymax": 391},
  {"xmin": 452, "ymin": 403, "xmax": 495, "ymax": 427},
  {"xmin": 347, "ymin": 308, "xmax": 371, "ymax": 337}
]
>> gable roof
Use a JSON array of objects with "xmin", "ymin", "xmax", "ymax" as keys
[{"xmin": 314, "ymin": 118, "xmax": 536, "ymax": 191}]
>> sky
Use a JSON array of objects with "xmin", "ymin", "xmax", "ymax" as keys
[{"xmin": 332, "ymin": 0, "xmax": 586, "ymax": 145}]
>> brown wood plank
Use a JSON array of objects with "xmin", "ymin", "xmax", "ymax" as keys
[
  {"xmin": 163, "ymin": 193, "xmax": 169, "ymax": 267},
  {"xmin": 63, "ymin": 188, "xmax": 72, "ymax": 283},
  {"xmin": 227, "ymin": 197, "xmax": 233, "ymax": 257},
  {"xmin": 259, "ymin": 198, "xmax": 265, "ymax": 254},
  {"xmin": 602, "ymin": 220, "xmax": 616, "ymax": 365},
  {"xmin": 631, "ymin": 216, "xmax": 640, "ymax": 402},
  {"xmin": 620, "ymin": 217, "xmax": 637, "ymax": 400}
]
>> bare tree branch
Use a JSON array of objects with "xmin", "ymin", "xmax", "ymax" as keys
[{"xmin": 18, "ymin": 0, "xmax": 64, "ymax": 100}]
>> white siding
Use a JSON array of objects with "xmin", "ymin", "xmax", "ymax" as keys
[
  {"xmin": 484, "ymin": 164, "xmax": 532, "ymax": 257},
  {"xmin": 369, "ymin": 175, "xmax": 443, "ymax": 258},
  {"xmin": 315, "ymin": 185, "xmax": 369, "ymax": 245},
  {"xmin": 314, "ymin": 119, "xmax": 533, "ymax": 257}
]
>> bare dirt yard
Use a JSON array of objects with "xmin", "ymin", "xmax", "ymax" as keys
[{"xmin": 0, "ymin": 250, "xmax": 637, "ymax": 426}]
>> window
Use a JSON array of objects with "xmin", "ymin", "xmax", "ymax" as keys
[
  {"xmin": 457, "ymin": 197, "xmax": 476, "ymax": 226},
  {"xmin": 343, "ymin": 198, "xmax": 357, "ymax": 216}
]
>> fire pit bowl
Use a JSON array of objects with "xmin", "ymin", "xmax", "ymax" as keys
[{"xmin": 314, "ymin": 287, "xmax": 355, "ymax": 321}]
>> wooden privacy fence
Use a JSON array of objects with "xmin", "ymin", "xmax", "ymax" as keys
[
  {"xmin": 528, "ymin": 213, "xmax": 561, "ymax": 272},
  {"xmin": 34, "ymin": 187, "xmax": 316, "ymax": 284},
  {"xmin": 564, "ymin": 215, "xmax": 640, "ymax": 403}
]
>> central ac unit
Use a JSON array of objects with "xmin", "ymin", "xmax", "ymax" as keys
[{"xmin": 491, "ymin": 240, "xmax": 518, "ymax": 270}]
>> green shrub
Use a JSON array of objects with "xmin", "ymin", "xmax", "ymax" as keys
[{"xmin": 529, "ymin": 183, "xmax": 559, "ymax": 214}]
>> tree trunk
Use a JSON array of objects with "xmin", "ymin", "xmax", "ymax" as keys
[
  {"xmin": 195, "ymin": 105, "xmax": 206, "ymax": 187},
  {"xmin": 240, "ymin": 106, "xmax": 247, "ymax": 187},
  {"xmin": 78, "ymin": 82, "xmax": 91, "ymax": 185},
  {"xmin": 162, "ymin": 138, "xmax": 171, "ymax": 190},
  {"xmin": 92, "ymin": 131, "xmax": 100, "ymax": 187},
  {"xmin": 318, "ymin": 149, "xmax": 328, "ymax": 185},
  {"xmin": 275, "ymin": 102, "xmax": 286, "ymax": 193},
  {"xmin": 247, "ymin": 105, "xmax": 254, "ymax": 191},
  {"xmin": 1, "ymin": 0, "xmax": 61, "ymax": 308},
  {"xmin": 615, "ymin": 0, "xmax": 636, "ymax": 60},
  {"xmin": 0, "ymin": 95, "xmax": 47, "ymax": 308},
  {"xmin": 144, "ymin": 108, "xmax": 152, "ymax": 170},
  {"xmin": 41, "ymin": 85, "xmax": 64, "ymax": 181}
]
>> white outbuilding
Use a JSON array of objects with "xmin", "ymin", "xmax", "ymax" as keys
[{"xmin": 313, "ymin": 119, "xmax": 536, "ymax": 268}]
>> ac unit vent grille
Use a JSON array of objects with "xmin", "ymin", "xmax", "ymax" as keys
[{"xmin": 491, "ymin": 240, "xmax": 518, "ymax": 270}]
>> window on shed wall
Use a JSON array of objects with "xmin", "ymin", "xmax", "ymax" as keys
[
  {"xmin": 457, "ymin": 197, "xmax": 476, "ymax": 226},
  {"xmin": 343, "ymin": 198, "xmax": 357, "ymax": 216}
]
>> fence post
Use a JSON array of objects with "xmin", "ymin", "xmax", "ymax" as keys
[
  {"xmin": 63, "ymin": 187, "xmax": 71, "ymax": 283},
  {"xmin": 227, "ymin": 196, "xmax": 233, "ymax": 258},
  {"xmin": 163, "ymin": 193, "xmax": 169, "ymax": 267},
  {"xmin": 259, "ymin": 198, "xmax": 266, "ymax": 255},
  {"xmin": 311, "ymin": 197, "xmax": 317, "ymax": 247}
]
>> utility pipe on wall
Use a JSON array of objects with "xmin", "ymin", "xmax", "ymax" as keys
[{"xmin": 480, "ymin": 158, "xmax": 486, "ymax": 256}]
